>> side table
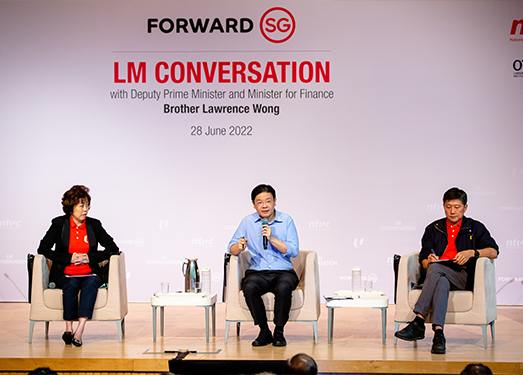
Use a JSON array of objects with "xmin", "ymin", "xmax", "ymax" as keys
[
  {"xmin": 151, "ymin": 292, "xmax": 217, "ymax": 343},
  {"xmin": 325, "ymin": 291, "xmax": 389, "ymax": 345}
]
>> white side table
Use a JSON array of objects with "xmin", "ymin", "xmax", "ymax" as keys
[
  {"xmin": 325, "ymin": 291, "xmax": 389, "ymax": 345},
  {"xmin": 151, "ymin": 292, "xmax": 217, "ymax": 343}
]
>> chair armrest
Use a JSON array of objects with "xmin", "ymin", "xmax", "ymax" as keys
[
  {"xmin": 29, "ymin": 255, "xmax": 50, "ymax": 319},
  {"xmin": 226, "ymin": 253, "xmax": 240, "ymax": 300},
  {"xmin": 300, "ymin": 251, "xmax": 321, "ymax": 318},
  {"xmin": 396, "ymin": 252, "xmax": 419, "ymax": 305},
  {"xmin": 471, "ymin": 257, "xmax": 497, "ymax": 322},
  {"xmin": 225, "ymin": 252, "xmax": 248, "ymax": 320},
  {"xmin": 407, "ymin": 252, "xmax": 421, "ymax": 286},
  {"xmin": 105, "ymin": 252, "xmax": 128, "ymax": 317},
  {"xmin": 31, "ymin": 255, "xmax": 48, "ymax": 299},
  {"xmin": 238, "ymin": 251, "xmax": 251, "ymax": 279}
]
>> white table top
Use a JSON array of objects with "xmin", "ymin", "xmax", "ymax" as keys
[
  {"xmin": 151, "ymin": 292, "xmax": 217, "ymax": 306},
  {"xmin": 325, "ymin": 291, "xmax": 389, "ymax": 308}
]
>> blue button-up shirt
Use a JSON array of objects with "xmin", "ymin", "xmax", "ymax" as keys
[{"xmin": 228, "ymin": 210, "xmax": 299, "ymax": 271}]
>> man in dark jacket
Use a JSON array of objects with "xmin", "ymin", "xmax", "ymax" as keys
[{"xmin": 395, "ymin": 187, "xmax": 499, "ymax": 354}]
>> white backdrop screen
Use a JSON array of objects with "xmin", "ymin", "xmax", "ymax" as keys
[{"xmin": 1, "ymin": 0, "xmax": 522, "ymax": 304}]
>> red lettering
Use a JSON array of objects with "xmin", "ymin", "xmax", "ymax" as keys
[
  {"xmin": 148, "ymin": 60, "xmax": 329, "ymax": 84},
  {"xmin": 511, "ymin": 20, "xmax": 523, "ymax": 35},
  {"xmin": 218, "ymin": 62, "xmax": 231, "ymax": 83},
  {"xmin": 203, "ymin": 62, "xmax": 217, "ymax": 82},
  {"xmin": 155, "ymin": 62, "xmax": 169, "ymax": 83},
  {"xmin": 262, "ymin": 62, "xmax": 278, "ymax": 83},
  {"xmin": 264, "ymin": 18, "xmax": 277, "ymax": 33},
  {"xmin": 277, "ymin": 61, "xmax": 290, "ymax": 82},
  {"xmin": 316, "ymin": 61, "xmax": 330, "ymax": 83},
  {"xmin": 299, "ymin": 61, "xmax": 313, "ymax": 83},
  {"xmin": 114, "ymin": 62, "xmax": 125, "ymax": 83},
  {"xmin": 170, "ymin": 62, "xmax": 184, "ymax": 83},
  {"xmin": 128, "ymin": 62, "xmax": 146, "ymax": 83},
  {"xmin": 277, "ymin": 18, "xmax": 290, "ymax": 33},
  {"xmin": 232, "ymin": 62, "xmax": 246, "ymax": 83},
  {"xmin": 248, "ymin": 62, "xmax": 262, "ymax": 83},
  {"xmin": 187, "ymin": 62, "xmax": 201, "ymax": 83}
]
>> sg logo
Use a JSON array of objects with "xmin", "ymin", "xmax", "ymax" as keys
[{"xmin": 260, "ymin": 7, "xmax": 296, "ymax": 43}]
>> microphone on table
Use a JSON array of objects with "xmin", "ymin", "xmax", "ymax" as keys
[{"xmin": 262, "ymin": 218, "xmax": 268, "ymax": 250}]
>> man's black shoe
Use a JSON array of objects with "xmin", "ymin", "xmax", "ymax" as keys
[
  {"xmin": 272, "ymin": 330, "xmax": 287, "ymax": 347},
  {"xmin": 394, "ymin": 320, "xmax": 426, "ymax": 341},
  {"xmin": 431, "ymin": 330, "xmax": 446, "ymax": 354},
  {"xmin": 252, "ymin": 329, "xmax": 273, "ymax": 346}
]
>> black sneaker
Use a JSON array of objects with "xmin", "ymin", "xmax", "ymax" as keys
[
  {"xmin": 431, "ymin": 330, "xmax": 446, "ymax": 354},
  {"xmin": 395, "ymin": 321, "xmax": 425, "ymax": 341},
  {"xmin": 252, "ymin": 328, "xmax": 273, "ymax": 346},
  {"xmin": 272, "ymin": 329, "xmax": 287, "ymax": 347}
]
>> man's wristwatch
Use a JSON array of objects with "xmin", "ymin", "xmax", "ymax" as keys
[{"xmin": 474, "ymin": 250, "xmax": 480, "ymax": 258}]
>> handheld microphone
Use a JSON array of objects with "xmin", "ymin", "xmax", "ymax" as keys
[{"xmin": 262, "ymin": 218, "xmax": 268, "ymax": 250}]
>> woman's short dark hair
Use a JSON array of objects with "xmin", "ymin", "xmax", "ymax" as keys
[
  {"xmin": 28, "ymin": 368, "xmax": 58, "ymax": 375},
  {"xmin": 443, "ymin": 187, "xmax": 467, "ymax": 205},
  {"xmin": 251, "ymin": 184, "xmax": 276, "ymax": 202},
  {"xmin": 61, "ymin": 185, "xmax": 91, "ymax": 215},
  {"xmin": 460, "ymin": 363, "xmax": 492, "ymax": 375},
  {"xmin": 283, "ymin": 353, "xmax": 318, "ymax": 375}
]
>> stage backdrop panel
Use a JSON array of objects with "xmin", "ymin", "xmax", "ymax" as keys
[{"xmin": 1, "ymin": 0, "xmax": 522, "ymax": 305}]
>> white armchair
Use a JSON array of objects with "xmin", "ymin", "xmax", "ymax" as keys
[
  {"xmin": 394, "ymin": 252, "xmax": 497, "ymax": 348},
  {"xmin": 224, "ymin": 250, "xmax": 320, "ymax": 343},
  {"xmin": 29, "ymin": 252, "xmax": 128, "ymax": 343}
]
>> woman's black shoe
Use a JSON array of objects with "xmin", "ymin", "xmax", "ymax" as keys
[
  {"xmin": 62, "ymin": 331, "xmax": 73, "ymax": 345},
  {"xmin": 72, "ymin": 337, "xmax": 83, "ymax": 347}
]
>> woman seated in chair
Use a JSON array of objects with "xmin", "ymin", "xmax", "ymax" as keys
[{"xmin": 38, "ymin": 185, "xmax": 119, "ymax": 346}]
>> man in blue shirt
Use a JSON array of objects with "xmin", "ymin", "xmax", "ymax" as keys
[{"xmin": 228, "ymin": 184, "xmax": 299, "ymax": 347}]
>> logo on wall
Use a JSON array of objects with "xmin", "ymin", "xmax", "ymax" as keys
[
  {"xmin": 514, "ymin": 60, "xmax": 523, "ymax": 78},
  {"xmin": 506, "ymin": 239, "xmax": 523, "ymax": 248},
  {"xmin": 510, "ymin": 19, "xmax": 523, "ymax": 41},
  {"xmin": 147, "ymin": 17, "xmax": 253, "ymax": 34},
  {"xmin": 426, "ymin": 203, "xmax": 441, "ymax": 211},
  {"xmin": 147, "ymin": 7, "xmax": 296, "ymax": 44},
  {"xmin": 116, "ymin": 237, "xmax": 145, "ymax": 247},
  {"xmin": 470, "ymin": 186, "xmax": 496, "ymax": 197},
  {"xmin": 192, "ymin": 238, "xmax": 214, "ymax": 247},
  {"xmin": 498, "ymin": 205, "xmax": 523, "ymax": 211},
  {"xmin": 0, "ymin": 219, "xmax": 21, "ymax": 227},
  {"xmin": 308, "ymin": 220, "xmax": 331, "ymax": 230},
  {"xmin": 260, "ymin": 7, "xmax": 296, "ymax": 43}
]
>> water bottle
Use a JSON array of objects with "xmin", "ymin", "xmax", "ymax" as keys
[
  {"xmin": 351, "ymin": 267, "xmax": 362, "ymax": 292},
  {"xmin": 202, "ymin": 267, "xmax": 211, "ymax": 295}
]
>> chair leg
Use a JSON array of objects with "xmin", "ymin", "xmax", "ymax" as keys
[
  {"xmin": 394, "ymin": 322, "xmax": 401, "ymax": 345},
  {"xmin": 236, "ymin": 322, "xmax": 241, "ymax": 336},
  {"xmin": 480, "ymin": 324, "xmax": 488, "ymax": 349},
  {"xmin": 29, "ymin": 321, "xmax": 35, "ymax": 343},
  {"xmin": 121, "ymin": 318, "xmax": 126, "ymax": 335},
  {"xmin": 117, "ymin": 320, "xmax": 124, "ymax": 343},
  {"xmin": 224, "ymin": 321, "xmax": 231, "ymax": 343},
  {"xmin": 45, "ymin": 321, "xmax": 50, "ymax": 336},
  {"xmin": 490, "ymin": 320, "xmax": 495, "ymax": 340},
  {"xmin": 311, "ymin": 322, "xmax": 318, "ymax": 344}
]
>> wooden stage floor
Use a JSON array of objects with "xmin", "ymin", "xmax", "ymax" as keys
[{"xmin": 0, "ymin": 302, "xmax": 522, "ymax": 374}]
